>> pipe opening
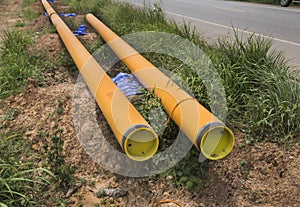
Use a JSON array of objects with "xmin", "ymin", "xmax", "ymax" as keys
[
  {"xmin": 199, "ymin": 126, "xmax": 234, "ymax": 160},
  {"xmin": 124, "ymin": 127, "xmax": 159, "ymax": 161}
]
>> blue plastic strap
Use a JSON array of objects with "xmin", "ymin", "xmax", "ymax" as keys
[
  {"xmin": 73, "ymin": 25, "xmax": 88, "ymax": 36},
  {"xmin": 59, "ymin": 13, "xmax": 77, "ymax": 17},
  {"xmin": 112, "ymin": 72, "xmax": 143, "ymax": 96},
  {"xmin": 47, "ymin": 0, "xmax": 56, "ymax": 2},
  {"xmin": 45, "ymin": 12, "xmax": 77, "ymax": 17}
]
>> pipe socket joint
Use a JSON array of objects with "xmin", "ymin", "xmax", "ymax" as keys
[
  {"xmin": 122, "ymin": 125, "xmax": 159, "ymax": 161},
  {"xmin": 196, "ymin": 122, "xmax": 234, "ymax": 160}
]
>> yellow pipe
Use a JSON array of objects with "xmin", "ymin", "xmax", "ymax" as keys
[
  {"xmin": 41, "ymin": 0, "xmax": 159, "ymax": 161},
  {"xmin": 86, "ymin": 13, "xmax": 234, "ymax": 160}
]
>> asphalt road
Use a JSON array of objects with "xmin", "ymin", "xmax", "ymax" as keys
[{"xmin": 123, "ymin": 0, "xmax": 300, "ymax": 68}]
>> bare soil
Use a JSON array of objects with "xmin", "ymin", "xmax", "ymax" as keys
[
  {"xmin": 0, "ymin": 0, "xmax": 299, "ymax": 206},
  {"xmin": 0, "ymin": 0, "xmax": 22, "ymax": 40}
]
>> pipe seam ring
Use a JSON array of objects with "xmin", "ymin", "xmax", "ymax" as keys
[
  {"xmin": 121, "ymin": 124, "xmax": 152, "ymax": 149},
  {"xmin": 196, "ymin": 122, "xmax": 224, "ymax": 149},
  {"xmin": 166, "ymin": 97, "xmax": 197, "ymax": 124},
  {"xmin": 49, "ymin": 12, "xmax": 57, "ymax": 18}
]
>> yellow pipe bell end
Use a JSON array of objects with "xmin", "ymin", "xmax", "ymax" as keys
[
  {"xmin": 197, "ymin": 124, "xmax": 234, "ymax": 160},
  {"xmin": 123, "ymin": 125, "xmax": 159, "ymax": 161}
]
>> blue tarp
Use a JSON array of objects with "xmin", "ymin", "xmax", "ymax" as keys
[{"xmin": 112, "ymin": 73, "xmax": 144, "ymax": 96}]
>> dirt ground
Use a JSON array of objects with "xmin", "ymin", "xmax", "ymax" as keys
[
  {"xmin": 0, "ymin": 0, "xmax": 299, "ymax": 206},
  {"xmin": 0, "ymin": 0, "xmax": 22, "ymax": 41}
]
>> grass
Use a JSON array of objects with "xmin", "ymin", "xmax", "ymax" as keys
[
  {"xmin": 22, "ymin": 7, "xmax": 38, "ymax": 22},
  {"xmin": 212, "ymin": 31, "xmax": 300, "ymax": 143},
  {"xmin": 23, "ymin": 0, "xmax": 37, "ymax": 7},
  {"xmin": 0, "ymin": 122, "xmax": 75, "ymax": 206},
  {"xmin": 22, "ymin": 0, "xmax": 39, "ymax": 23},
  {"xmin": 0, "ymin": 30, "xmax": 39, "ymax": 99},
  {"xmin": 0, "ymin": 133, "xmax": 53, "ymax": 206}
]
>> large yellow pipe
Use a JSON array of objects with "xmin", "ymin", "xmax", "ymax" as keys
[
  {"xmin": 86, "ymin": 13, "xmax": 234, "ymax": 160},
  {"xmin": 41, "ymin": 0, "xmax": 159, "ymax": 161}
]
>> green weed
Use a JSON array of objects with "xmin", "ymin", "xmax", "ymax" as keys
[
  {"xmin": 239, "ymin": 159, "xmax": 251, "ymax": 179},
  {"xmin": 135, "ymin": 89, "xmax": 179, "ymax": 150},
  {"xmin": 0, "ymin": 108, "xmax": 20, "ymax": 129},
  {"xmin": 1, "ymin": 108, "xmax": 20, "ymax": 121},
  {"xmin": 41, "ymin": 25, "xmax": 57, "ymax": 35},
  {"xmin": 160, "ymin": 149, "xmax": 207, "ymax": 189},
  {"xmin": 43, "ymin": 129, "xmax": 75, "ymax": 189},
  {"xmin": 15, "ymin": 20, "xmax": 25, "ymax": 28},
  {"xmin": 55, "ymin": 99, "xmax": 64, "ymax": 115}
]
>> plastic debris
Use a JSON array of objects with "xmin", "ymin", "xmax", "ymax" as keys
[
  {"xmin": 112, "ymin": 72, "xmax": 144, "ymax": 96},
  {"xmin": 59, "ymin": 13, "xmax": 77, "ymax": 17},
  {"xmin": 47, "ymin": 0, "xmax": 56, "ymax": 2},
  {"xmin": 73, "ymin": 25, "xmax": 88, "ymax": 36},
  {"xmin": 44, "ymin": 12, "xmax": 77, "ymax": 17}
]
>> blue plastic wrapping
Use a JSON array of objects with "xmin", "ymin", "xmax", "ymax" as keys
[
  {"xmin": 73, "ymin": 25, "xmax": 88, "ymax": 36},
  {"xmin": 59, "ymin": 13, "xmax": 77, "ymax": 17},
  {"xmin": 47, "ymin": 0, "xmax": 56, "ymax": 2},
  {"xmin": 112, "ymin": 73, "xmax": 144, "ymax": 96},
  {"xmin": 44, "ymin": 12, "xmax": 77, "ymax": 17}
]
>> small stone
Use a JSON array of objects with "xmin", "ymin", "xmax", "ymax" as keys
[
  {"xmin": 97, "ymin": 188, "xmax": 128, "ymax": 198},
  {"xmin": 65, "ymin": 183, "xmax": 82, "ymax": 198},
  {"xmin": 32, "ymin": 144, "xmax": 39, "ymax": 151},
  {"xmin": 109, "ymin": 197, "xmax": 114, "ymax": 203},
  {"xmin": 25, "ymin": 129, "xmax": 35, "ymax": 136},
  {"xmin": 166, "ymin": 175, "xmax": 173, "ymax": 180},
  {"xmin": 65, "ymin": 188, "xmax": 76, "ymax": 198}
]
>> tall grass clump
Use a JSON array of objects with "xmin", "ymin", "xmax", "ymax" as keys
[
  {"xmin": 213, "ymin": 31, "xmax": 300, "ymax": 143},
  {"xmin": 22, "ymin": 0, "xmax": 39, "ymax": 22},
  {"xmin": 61, "ymin": 0, "xmax": 110, "ymax": 14},
  {"xmin": 0, "ymin": 30, "xmax": 39, "ymax": 98},
  {"xmin": 96, "ymin": 1, "xmax": 166, "ymax": 35},
  {"xmin": 22, "ymin": 7, "xmax": 38, "ymax": 22},
  {"xmin": 0, "ymin": 134, "xmax": 53, "ymax": 206}
]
